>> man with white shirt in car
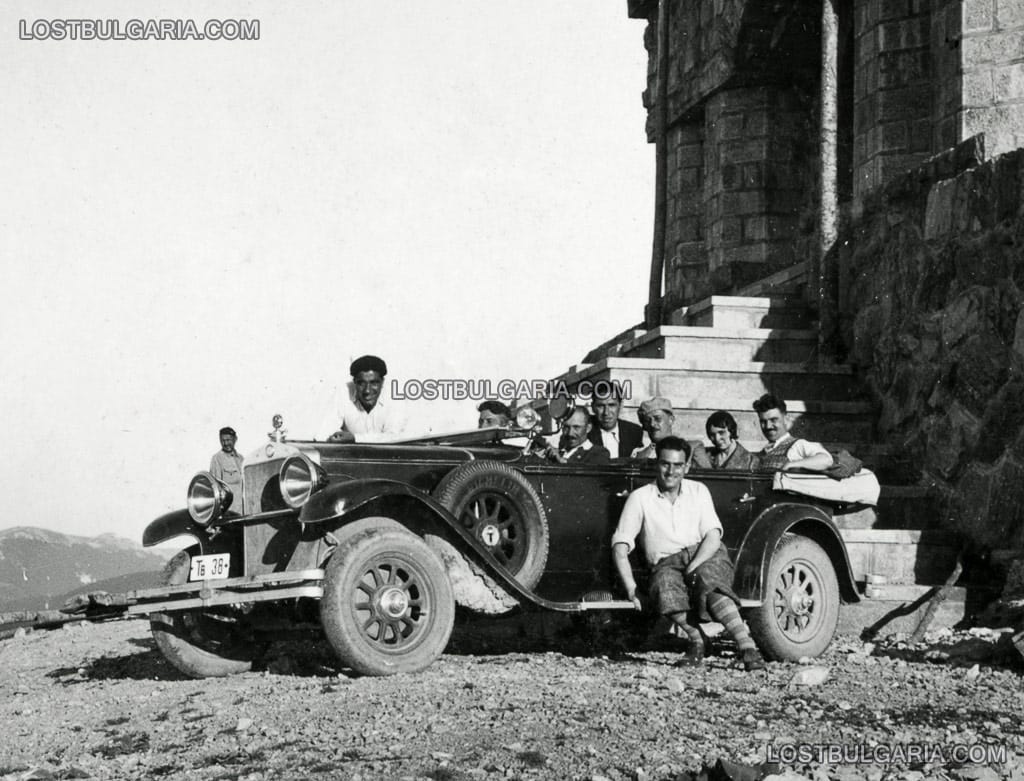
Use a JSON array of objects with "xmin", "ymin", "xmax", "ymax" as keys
[
  {"xmin": 536, "ymin": 407, "xmax": 611, "ymax": 465},
  {"xmin": 752, "ymin": 393, "xmax": 833, "ymax": 472},
  {"xmin": 588, "ymin": 390, "xmax": 645, "ymax": 458},
  {"xmin": 325, "ymin": 355, "xmax": 407, "ymax": 443}
]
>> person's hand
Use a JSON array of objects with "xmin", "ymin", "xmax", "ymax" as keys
[
  {"xmin": 626, "ymin": 586, "xmax": 642, "ymax": 611},
  {"xmin": 327, "ymin": 430, "xmax": 355, "ymax": 443}
]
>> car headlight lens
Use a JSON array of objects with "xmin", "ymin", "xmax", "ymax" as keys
[
  {"xmin": 515, "ymin": 407, "xmax": 540, "ymax": 429},
  {"xmin": 187, "ymin": 471, "xmax": 232, "ymax": 525},
  {"xmin": 280, "ymin": 456, "xmax": 327, "ymax": 509}
]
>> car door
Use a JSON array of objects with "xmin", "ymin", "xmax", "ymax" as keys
[{"xmin": 519, "ymin": 459, "xmax": 636, "ymax": 602}]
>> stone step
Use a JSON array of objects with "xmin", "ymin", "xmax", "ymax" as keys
[
  {"xmin": 838, "ymin": 588, "xmax": 968, "ymax": 635},
  {"xmin": 840, "ymin": 528, "xmax": 960, "ymax": 586},
  {"xmin": 675, "ymin": 295, "xmax": 814, "ymax": 330},
  {"xmin": 833, "ymin": 486, "xmax": 942, "ymax": 530},
  {"xmin": 619, "ymin": 325, "xmax": 819, "ymax": 366},
  {"xmin": 560, "ymin": 357, "xmax": 862, "ymax": 403},
  {"xmin": 734, "ymin": 261, "xmax": 809, "ymax": 298}
]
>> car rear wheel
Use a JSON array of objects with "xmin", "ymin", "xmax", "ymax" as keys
[
  {"xmin": 747, "ymin": 534, "xmax": 840, "ymax": 661},
  {"xmin": 320, "ymin": 520, "xmax": 455, "ymax": 676},
  {"xmin": 150, "ymin": 547, "xmax": 264, "ymax": 678},
  {"xmin": 429, "ymin": 460, "xmax": 549, "ymax": 614}
]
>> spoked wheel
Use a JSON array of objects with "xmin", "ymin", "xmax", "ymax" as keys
[
  {"xmin": 432, "ymin": 460, "xmax": 549, "ymax": 587},
  {"xmin": 150, "ymin": 547, "xmax": 264, "ymax": 678},
  {"xmin": 459, "ymin": 490, "xmax": 531, "ymax": 571},
  {"xmin": 320, "ymin": 519, "xmax": 455, "ymax": 676},
  {"xmin": 747, "ymin": 534, "xmax": 839, "ymax": 661}
]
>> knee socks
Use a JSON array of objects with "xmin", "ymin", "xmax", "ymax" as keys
[
  {"xmin": 707, "ymin": 592, "xmax": 756, "ymax": 651},
  {"xmin": 668, "ymin": 614, "xmax": 703, "ymax": 647}
]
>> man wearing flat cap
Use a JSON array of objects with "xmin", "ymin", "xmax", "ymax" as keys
[
  {"xmin": 630, "ymin": 397, "xmax": 676, "ymax": 459},
  {"xmin": 325, "ymin": 354, "xmax": 407, "ymax": 443},
  {"xmin": 210, "ymin": 427, "xmax": 244, "ymax": 499}
]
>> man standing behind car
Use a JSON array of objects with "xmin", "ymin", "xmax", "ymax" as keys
[
  {"xmin": 612, "ymin": 436, "xmax": 766, "ymax": 671},
  {"xmin": 210, "ymin": 427, "xmax": 244, "ymax": 500},
  {"xmin": 588, "ymin": 390, "xmax": 644, "ymax": 458},
  {"xmin": 325, "ymin": 355, "xmax": 407, "ymax": 443}
]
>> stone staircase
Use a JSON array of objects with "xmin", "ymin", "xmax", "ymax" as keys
[{"xmin": 552, "ymin": 290, "xmax": 974, "ymax": 632}]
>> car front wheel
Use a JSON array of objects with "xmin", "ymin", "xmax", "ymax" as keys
[
  {"xmin": 150, "ymin": 547, "xmax": 264, "ymax": 678},
  {"xmin": 320, "ymin": 522, "xmax": 455, "ymax": 676},
  {"xmin": 747, "ymin": 534, "xmax": 840, "ymax": 661}
]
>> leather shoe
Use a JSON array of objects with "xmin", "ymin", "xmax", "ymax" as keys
[
  {"xmin": 741, "ymin": 648, "xmax": 767, "ymax": 671},
  {"xmin": 674, "ymin": 644, "xmax": 705, "ymax": 667}
]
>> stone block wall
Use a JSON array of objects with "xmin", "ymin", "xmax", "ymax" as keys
[
  {"xmin": 663, "ymin": 121, "xmax": 707, "ymax": 310},
  {"xmin": 704, "ymin": 87, "xmax": 816, "ymax": 293},
  {"xmin": 853, "ymin": 0, "xmax": 935, "ymax": 202},
  {"xmin": 958, "ymin": 0, "xmax": 1024, "ymax": 157},
  {"xmin": 843, "ymin": 138, "xmax": 1024, "ymax": 549}
]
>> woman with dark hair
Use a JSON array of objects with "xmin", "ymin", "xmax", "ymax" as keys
[{"xmin": 704, "ymin": 410, "xmax": 753, "ymax": 470}]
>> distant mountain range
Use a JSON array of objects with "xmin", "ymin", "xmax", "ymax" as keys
[{"xmin": 0, "ymin": 526, "xmax": 170, "ymax": 613}]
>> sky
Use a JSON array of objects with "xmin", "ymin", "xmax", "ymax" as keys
[{"xmin": 0, "ymin": 1, "xmax": 653, "ymax": 544}]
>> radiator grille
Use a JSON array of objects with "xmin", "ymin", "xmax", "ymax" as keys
[{"xmin": 242, "ymin": 459, "xmax": 287, "ymax": 515}]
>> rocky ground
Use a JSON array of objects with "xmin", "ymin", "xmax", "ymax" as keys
[{"xmin": 1, "ymin": 616, "xmax": 1022, "ymax": 781}]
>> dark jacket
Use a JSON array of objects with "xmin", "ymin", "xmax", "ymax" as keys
[
  {"xmin": 562, "ymin": 442, "xmax": 611, "ymax": 465},
  {"xmin": 587, "ymin": 418, "xmax": 644, "ymax": 458}
]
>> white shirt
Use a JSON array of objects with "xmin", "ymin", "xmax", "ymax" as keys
[
  {"xmin": 600, "ymin": 426, "xmax": 619, "ymax": 455},
  {"xmin": 611, "ymin": 480, "xmax": 723, "ymax": 566},
  {"xmin": 560, "ymin": 439, "xmax": 594, "ymax": 460},
  {"xmin": 323, "ymin": 385, "xmax": 407, "ymax": 443},
  {"xmin": 763, "ymin": 433, "xmax": 830, "ymax": 461}
]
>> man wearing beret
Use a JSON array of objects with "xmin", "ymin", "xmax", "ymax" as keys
[
  {"xmin": 326, "ymin": 355, "xmax": 407, "ymax": 443},
  {"xmin": 210, "ymin": 427, "xmax": 244, "ymax": 501},
  {"xmin": 630, "ymin": 397, "xmax": 677, "ymax": 459}
]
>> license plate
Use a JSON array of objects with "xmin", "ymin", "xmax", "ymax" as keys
[{"xmin": 189, "ymin": 553, "xmax": 231, "ymax": 581}]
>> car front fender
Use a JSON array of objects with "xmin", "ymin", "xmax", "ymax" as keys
[
  {"xmin": 732, "ymin": 502, "xmax": 860, "ymax": 604},
  {"xmin": 299, "ymin": 478, "xmax": 550, "ymax": 607},
  {"xmin": 299, "ymin": 479, "xmax": 448, "ymax": 524},
  {"xmin": 142, "ymin": 509, "xmax": 208, "ymax": 548}
]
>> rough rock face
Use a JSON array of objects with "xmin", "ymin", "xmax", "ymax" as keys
[{"xmin": 841, "ymin": 138, "xmax": 1024, "ymax": 553}]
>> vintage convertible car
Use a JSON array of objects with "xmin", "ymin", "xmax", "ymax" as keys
[{"xmin": 78, "ymin": 417, "xmax": 861, "ymax": 679}]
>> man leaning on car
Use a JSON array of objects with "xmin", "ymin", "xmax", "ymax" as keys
[
  {"xmin": 612, "ymin": 435, "xmax": 767, "ymax": 671},
  {"xmin": 325, "ymin": 354, "xmax": 407, "ymax": 443}
]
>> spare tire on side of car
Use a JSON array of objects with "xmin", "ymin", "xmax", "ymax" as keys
[{"xmin": 427, "ymin": 460, "xmax": 549, "ymax": 615}]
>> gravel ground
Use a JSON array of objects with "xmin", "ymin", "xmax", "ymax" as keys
[{"xmin": 1, "ymin": 617, "xmax": 1022, "ymax": 781}]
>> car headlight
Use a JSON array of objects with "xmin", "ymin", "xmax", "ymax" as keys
[
  {"xmin": 515, "ymin": 407, "xmax": 541, "ymax": 429},
  {"xmin": 279, "ymin": 456, "xmax": 328, "ymax": 509},
  {"xmin": 187, "ymin": 471, "xmax": 233, "ymax": 525}
]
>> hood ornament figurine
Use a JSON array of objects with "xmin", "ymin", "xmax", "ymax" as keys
[{"xmin": 268, "ymin": 414, "xmax": 287, "ymax": 443}]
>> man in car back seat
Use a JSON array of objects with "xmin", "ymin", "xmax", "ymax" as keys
[
  {"xmin": 752, "ymin": 394, "xmax": 833, "ymax": 472},
  {"xmin": 611, "ymin": 436, "xmax": 767, "ymax": 671}
]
